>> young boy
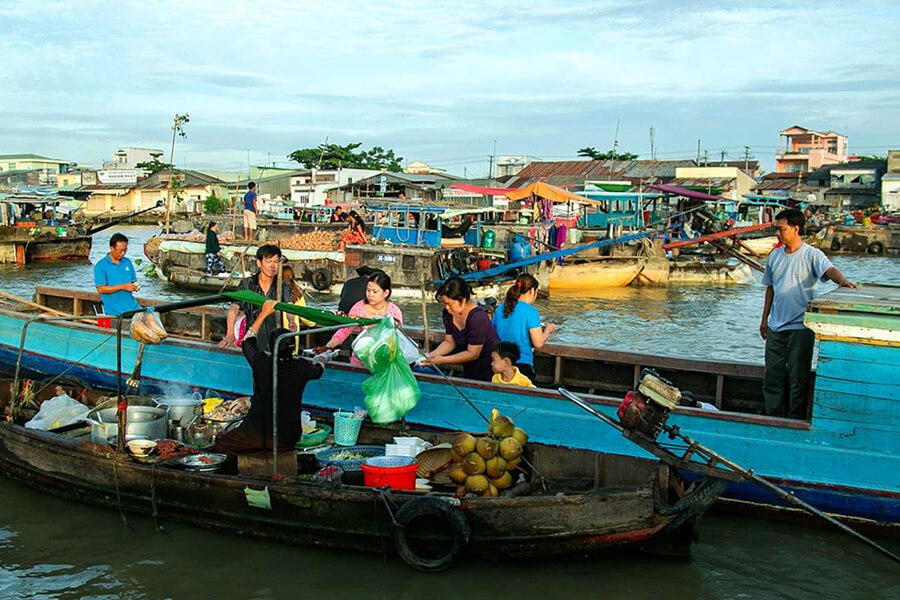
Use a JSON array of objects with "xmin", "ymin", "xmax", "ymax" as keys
[{"xmin": 491, "ymin": 342, "xmax": 535, "ymax": 388}]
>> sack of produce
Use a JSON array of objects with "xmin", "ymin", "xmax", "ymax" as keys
[{"xmin": 354, "ymin": 317, "xmax": 420, "ymax": 424}]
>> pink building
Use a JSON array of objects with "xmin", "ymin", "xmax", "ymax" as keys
[{"xmin": 775, "ymin": 125, "xmax": 848, "ymax": 173}]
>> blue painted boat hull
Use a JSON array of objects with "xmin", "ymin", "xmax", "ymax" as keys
[{"xmin": 1, "ymin": 310, "xmax": 897, "ymax": 527}]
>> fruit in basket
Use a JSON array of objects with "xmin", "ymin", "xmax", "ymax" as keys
[
  {"xmin": 465, "ymin": 474, "xmax": 489, "ymax": 495},
  {"xmin": 462, "ymin": 452, "xmax": 485, "ymax": 475},
  {"xmin": 485, "ymin": 455, "xmax": 506, "ymax": 479},
  {"xmin": 452, "ymin": 432, "xmax": 476, "ymax": 457},
  {"xmin": 499, "ymin": 437, "xmax": 522, "ymax": 461},
  {"xmin": 475, "ymin": 437, "xmax": 498, "ymax": 459},
  {"xmin": 490, "ymin": 471, "xmax": 513, "ymax": 490},
  {"xmin": 448, "ymin": 465, "xmax": 468, "ymax": 485},
  {"xmin": 488, "ymin": 415, "xmax": 515, "ymax": 439},
  {"xmin": 511, "ymin": 427, "xmax": 528, "ymax": 447}
]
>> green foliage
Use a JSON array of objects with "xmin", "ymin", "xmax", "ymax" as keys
[
  {"xmin": 288, "ymin": 142, "xmax": 403, "ymax": 171},
  {"xmin": 172, "ymin": 114, "xmax": 190, "ymax": 139},
  {"xmin": 204, "ymin": 194, "xmax": 226, "ymax": 214},
  {"xmin": 135, "ymin": 152, "xmax": 172, "ymax": 175},
  {"xmin": 577, "ymin": 147, "xmax": 639, "ymax": 160},
  {"xmin": 855, "ymin": 155, "xmax": 886, "ymax": 162}
]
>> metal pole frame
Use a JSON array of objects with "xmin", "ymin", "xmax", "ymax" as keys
[{"xmin": 269, "ymin": 324, "xmax": 357, "ymax": 476}]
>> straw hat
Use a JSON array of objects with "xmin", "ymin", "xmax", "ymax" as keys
[{"xmin": 415, "ymin": 443, "xmax": 454, "ymax": 485}]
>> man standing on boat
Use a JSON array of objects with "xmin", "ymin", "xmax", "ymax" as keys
[
  {"xmin": 218, "ymin": 244, "xmax": 295, "ymax": 352},
  {"xmin": 759, "ymin": 209, "xmax": 856, "ymax": 419},
  {"xmin": 243, "ymin": 181, "xmax": 258, "ymax": 241},
  {"xmin": 93, "ymin": 232, "xmax": 141, "ymax": 316}
]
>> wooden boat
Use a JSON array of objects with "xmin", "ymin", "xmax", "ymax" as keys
[
  {"xmin": 668, "ymin": 259, "xmax": 755, "ymax": 285},
  {"xmin": 547, "ymin": 258, "xmax": 643, "ymax": 291},
  {"xmin": 2, "ymin": 286, "xmax": 897, "ymax": 528}
]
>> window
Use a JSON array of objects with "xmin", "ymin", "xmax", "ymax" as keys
[{"xmin": 8, "ymin": 163, "xmax": 15, "ymax": 170}]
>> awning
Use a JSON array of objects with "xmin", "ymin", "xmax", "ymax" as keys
[
  {"xmin": 449, "ymin": 183, "xmax": 519, "ymax": 195},
  {"xmin": 506, "ymin": 181, "xmax": 601, "ymax": 205},
  {"xmin": 648, "ymin": 184, "xmax": 724, "ymax": 202}
]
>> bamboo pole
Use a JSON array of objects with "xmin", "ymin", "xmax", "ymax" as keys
[{"xmin": 420, "ymin": 271, "xmax": 430, "ymax": 353}]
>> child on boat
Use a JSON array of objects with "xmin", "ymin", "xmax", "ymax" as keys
[{"xmin": 491, "ymin": 342, "xmax": 535, "ymax": 388}]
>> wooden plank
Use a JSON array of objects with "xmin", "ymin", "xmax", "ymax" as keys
[
  {"xmin": 553, "ymin": 355, "xmax": 563, "ymax": 385},
  {"xmin": 72, "ymin": 297, "xmax": 83, "ymax": 316},
  {"xmin": 715, "ymin": 374, "xmax": 724, "ymax": 408},
  {"xmin": 809, "ymin": 284, "xmax": 900, "ymax": 315}
]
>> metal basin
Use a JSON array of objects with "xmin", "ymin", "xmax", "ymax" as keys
[
  {"xmin": 155, "ymin": 397, "xmax": 203, "ymax": 425},
  {"xmin": 87, "ymin": 405, "xmax": 168, "ymax": 444}
]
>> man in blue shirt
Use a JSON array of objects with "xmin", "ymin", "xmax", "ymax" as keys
[
  {"xmin": 94, "ymin": 232, "xmax": 141, "ymax": 316},
  {"xmin": 759, "ymin": 209, "xmax": 856, "ymax": 419},
  {"xmin": 243, "ymin": 181, "xmax": 257, "ymax": 241}
]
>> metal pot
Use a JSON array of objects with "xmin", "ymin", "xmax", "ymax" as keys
[
  {"xmin": 155, "ymin": 397, "xmax": 203, "ymax": 426},
  {"xmin": 86, "ymin": 405, "xmax": 168, "ymax": 444}
]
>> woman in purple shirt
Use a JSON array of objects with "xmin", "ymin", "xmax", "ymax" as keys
[{"xmin": 424, "ymin": 276, "xmax": 499, "ymax": 381}]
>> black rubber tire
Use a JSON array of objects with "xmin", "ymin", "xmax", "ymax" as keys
[
  {"xmin": 829, "ymin": 239, "xmax": 841, "ymax": 252},
  {"xmin": 868, "ymin": 242, "xmax": 885, "ymax": 255},
  {"xmin": 392, "ymin": 497, "xmax": 470, "ymax": 572},
  {"xmin": 310, "ymin": 267, "xmax": 333, "ymax": 291}
]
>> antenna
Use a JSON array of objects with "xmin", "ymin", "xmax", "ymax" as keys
[
  {"xmin": 611, "ymin": 119, "xmax": 620, "ymax": 159},
  {"xmin": 649, "ymin": 126, "xmax": 656, "ymax": 160}
]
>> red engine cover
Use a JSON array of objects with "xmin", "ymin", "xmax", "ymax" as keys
[{"xmin": 617, "ymin": 391, "xmax": 642, "ymax": 419}]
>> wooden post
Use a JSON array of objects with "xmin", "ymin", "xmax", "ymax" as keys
[{"xmin": 420, "ymin": 271, "xmax": 430, "ymax": 353}]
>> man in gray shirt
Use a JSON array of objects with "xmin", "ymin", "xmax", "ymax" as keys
[{"xmin": 759, "ymin": 209, "xmax": 856, "ymax": 419}]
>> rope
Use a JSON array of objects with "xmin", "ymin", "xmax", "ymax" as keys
[
  {"xmin": 150, "ymin": 463, "xmax": 165, "ymax": 532},
  {"xmin": 31, "ymin": 334, "xmax": 112, "ymax": 400},
  {"xmin": 112, "ymin": 460, "xmax": 130, "ymax": 529}
]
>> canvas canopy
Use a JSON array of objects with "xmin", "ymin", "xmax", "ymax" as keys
[{"xmin": 506, "ymin": 181, "xmax": 602, "ymax": 205}]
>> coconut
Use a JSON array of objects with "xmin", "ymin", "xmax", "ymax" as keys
[
  {"xmin": 499, "ymin": 437, "xmax": 522, "ymax": 461},
  {"xmin": 511, "ymin": 427, "xmax": 528, "ymax": 447},
  {"xmin": 475, "ymin": 437, "xmax": 499, "ymax": 459},
  {"xmin": 505, "ymin": 457, "xmax": 522, "ymax": 471},
  {"xmin": 491, "ymin": 471, "xmax": 513, "ymax": 490},
  {"xmin": 456, "ymin": 484, "xmax": 468, "ymax": 496},
  {"xmin": 485, "ymin": 455, "xmax": 507, "ymax": 479},
  {"xmin": 448, "ymin": 465, "xmax": 469, "ymax": 484},
  {"xmin": 488, "ymin": 415, "xmax": 515, "ymax": 439},
  {"xmin": 462, "ymin": 452, "xmax": 485, "ymax": 475},
  {"xmin": 449, "ymin": 449, "xmax": 464, "ymax": 463},
  {"xmin": 452, "ymin": 432, "xmax": 476, "ymax": 457},
  {"xmin": 466, "ymin": 474, "xmax": 489, "ymax": 494},
  {"xmin": 487, "ymin": 483, "xmax": 499, "ymax": 497}
]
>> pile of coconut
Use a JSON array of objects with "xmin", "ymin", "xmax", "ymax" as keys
[{"xmin": 447, "ymin": 410, "xmax": 528, "ymax": 497}]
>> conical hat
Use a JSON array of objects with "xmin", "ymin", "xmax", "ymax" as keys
[{"xmin": 415, "ymin": 443, "xmax": 454, "ymax": 484}]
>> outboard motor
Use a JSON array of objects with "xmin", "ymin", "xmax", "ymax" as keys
[{"xmin": 617, "ymin": 369, "xmax": 682, "ymax": 440}]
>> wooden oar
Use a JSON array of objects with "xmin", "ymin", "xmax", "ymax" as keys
[{"xmin": 0, "ymin": 290, "xmax": 72, "ymax": 317}]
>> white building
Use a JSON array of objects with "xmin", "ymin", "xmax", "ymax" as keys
[
  {"xmin": 103, "ymin": 147, "xmax": 166, "ymax": 170},
  {"xmin": 496, "ymin": 155, "xmax": 540, "ymax": 177},
  {"xmin": 289, "ymin": 168, "xmax": 381, "ymax": 205}
]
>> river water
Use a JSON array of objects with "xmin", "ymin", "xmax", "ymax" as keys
[{"xmin": 1, "ymin": 226, "xmax": 898, "ymax": 598}]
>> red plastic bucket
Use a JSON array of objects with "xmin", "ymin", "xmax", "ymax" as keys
[
  {"xmin": 97, "ymin": 317, "xmax": 112, "ymax": 329},
  {"xmin": 361, "ymin": 456, "xmax": 418, "ymax": 490}
]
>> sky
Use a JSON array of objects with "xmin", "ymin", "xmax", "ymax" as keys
[{"xmin": 1, "ymin": 0, "xmax": 898, "ymax": 177}]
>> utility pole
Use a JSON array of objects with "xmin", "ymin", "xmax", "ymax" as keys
[
  {"xmin": 489, "ymin": 139, "xmax": 497, "ymax": 179},
  {"xmin": 720, "ymin": 150, "xmax": 726, "ymax": 164},
  {"xmin": 611, "ymin": 119, "xmax": 620, "ymax": 159},
  {"xmin": 744, "ymin": 146, "xmax": 751, "ymax": 172},
  {"xmin": 649, "ymin": 126, "xmax": 656, "ymax": 161},
  {"xmin": 696, "ymin": 140, "xmax": 701, "ymax": 164},
  {"xmin": 703, "ymin": 150, "xmax": 708, "ymax": 166}
]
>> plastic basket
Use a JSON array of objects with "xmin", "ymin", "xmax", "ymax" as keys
[
  {"xmin": 333, "ymin": 411, "xmax": 364, "ymax": 446},
  {"xmin": 315, "ymin": 445, "xmax": 385, "ymax": 471},
  {"xmin": 297, "ymin": 424, "xmax": 332, "ymax": 448}
]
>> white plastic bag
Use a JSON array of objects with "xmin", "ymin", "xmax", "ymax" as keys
[{"xmin": 24, "ymin": 394, "xmax": 91, "ymax": 431}]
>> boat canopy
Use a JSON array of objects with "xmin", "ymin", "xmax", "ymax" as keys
[
  {"xmin": 507, "ymin": 181, "xmax": 601, "ymax": 205},
  {"xmin": 648, "ymin": 184, "xmax": 724, "ymax": 202}
]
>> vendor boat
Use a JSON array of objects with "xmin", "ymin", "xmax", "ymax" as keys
[
  {"xmin": 0, "ymin": 285, "xmax": 897, "ymax": 529},
  {"xmin": 547, "ymin": 257, "xmax": 645, "ymax": 291},
  {"xmin": 668, "ymin": 257, "xmax": 755, "ymax": 285}
]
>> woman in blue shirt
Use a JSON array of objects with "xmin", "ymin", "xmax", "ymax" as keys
[{"xmin": 491, "ymin": 274, "xmax": 554, "ymax": 380}]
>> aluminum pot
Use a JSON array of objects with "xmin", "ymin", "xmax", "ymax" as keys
[
  {"xmin": 86, "ymin": 405, "xmax": 168, "ymax": 444},
  {"xmin": 155, "ymin": 397, "xmax": 203, "ymax": 426}
]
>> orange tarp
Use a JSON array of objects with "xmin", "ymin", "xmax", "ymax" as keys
[{"xmin": 505, "ymin": 181, "xmax": 600, "ymax": 205}]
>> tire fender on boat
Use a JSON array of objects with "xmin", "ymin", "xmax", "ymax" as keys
[
  {"xmin": 868, "ymin": 241, "xmax": 885, "ymax": 255},
  {"xmin": 392, "ymin": 496, "xmax": 470, "ymax": 572},
  {"xmin": 309, "ymin": 267, "xmax": 333, "ymax": 291}
]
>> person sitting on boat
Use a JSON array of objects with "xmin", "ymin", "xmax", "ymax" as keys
[
  {"xmin": 330, "ymin": 206, "xmax": 344, "ymax": 223},
  {"xmin": 491, "ymin": 274, "xmax": 554, "ymax": 380},
  {"xmin": 93, "ymin": 232, "xmax": 141, "ymax": 316},
  {"xmin": 338, "ymin": 266, "xmax": 384, "ymax": 314},
  {"xmin": 204, "ymin": 222, "xmax": 226, "ymax": 276},
  {"xmin": 214, "ymin": 301, "xmax": 326, "ymax": 458},
  {"xmin": 320, "ymin": 272, "xmax": 403, "ymax": 365},
  {"xmin": 338, "ymin": 212, "xmax": 367, "ymax": 249},
  {"xmin": 422, "ymin": 276, "xmax": 499, "ymax": 382},
  {"xmin": 218, "ymin": 244, "xmax": 296, "ymax": 353},
  {"xmin": 760, "ymin": 208, "xmax": 857, "ymax": 420},
  {"xmin": 491, "ymin": 342, "xmax": 535, "ymax": 388}
]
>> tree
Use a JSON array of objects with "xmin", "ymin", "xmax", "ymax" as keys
[
  {"xmin": 204, "ymin": 194, "xmax": 226, "ymax": 214},
  {"xmin": 135, "ymin": 152, "xmax": 172, "ymax": 175},
  {"xmin": 288, "ymin": 142, "xmax": 403, "ymax": 171},
  {"xmin": 577, "ymin": 147, "xmax": 639, "ymax": 160}
]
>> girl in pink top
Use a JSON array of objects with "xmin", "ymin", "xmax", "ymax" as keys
[{"xmin": 323, "ymin": 272, "xmax": 403, "ymax": 366}]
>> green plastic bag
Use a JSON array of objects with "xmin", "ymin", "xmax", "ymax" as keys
[{"xmin": 353, "ymin": 317, "xmax": 421, "ymax": 424}]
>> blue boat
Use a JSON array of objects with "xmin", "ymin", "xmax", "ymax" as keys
[{"xmin": 0, "ymin": 285, "xmax": 897, "ymax": 527}]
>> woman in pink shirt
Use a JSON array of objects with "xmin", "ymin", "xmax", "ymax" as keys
[{"xmin": 322, "ymin": 272, "xmax": 403, "ymax": 366}]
